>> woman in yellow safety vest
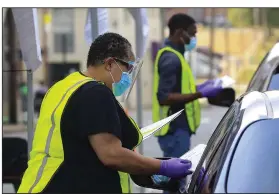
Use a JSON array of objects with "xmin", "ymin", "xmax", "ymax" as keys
[{"xmin": 17, "ymin": 32, "xmax": 194, "ymax": 193}]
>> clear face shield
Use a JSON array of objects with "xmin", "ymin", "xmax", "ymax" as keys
[{"xmin": 113, "ymin": 58, "xmax": 143, "ymax": 102}]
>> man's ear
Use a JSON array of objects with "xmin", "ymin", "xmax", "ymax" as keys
[
  {"xmin": 104, "ymin": 57, "xmax": 114, "ymax": 71},
  {"xmin": 174, "ymin": 28, "xmax": 184, "ymax": 36},
  {"xmin": 183, "ymin": 30, "xmax": 191, "ymax": 44}
]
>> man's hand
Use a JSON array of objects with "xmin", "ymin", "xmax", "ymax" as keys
[
  {"xmin": 196, "ymin": 80, "xmax": 215, "ymax": 91},
  {"xmin": 158, "ymin": 158, "xmax": 193, "ymax": 178},
  {"xmin": 198, "ymin": 85, "xmax": 223, "ymax": 98}
]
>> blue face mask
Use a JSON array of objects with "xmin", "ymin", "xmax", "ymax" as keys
[
  {"xmin": 110, "ymin": 64, "xmax": 132, "ymax": 97},
  {"xmin": 185, "ymin": 37, "xmax": 197, "ymax": 52}
]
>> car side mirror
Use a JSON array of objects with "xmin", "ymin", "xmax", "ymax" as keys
[
  {"xmin": 207, "ymin": 88, "xmax": 236, "ymax": 107},
  {"xmin": 130, "ymin": 157, "xmax": 180, "ymax": 192}
]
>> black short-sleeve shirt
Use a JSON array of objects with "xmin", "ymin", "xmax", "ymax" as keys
[{"xmin": 43, "ymin": 74, "xmax": 140, "ymax": 193}]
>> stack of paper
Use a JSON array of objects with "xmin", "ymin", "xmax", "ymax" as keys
[
  {"xmin": 139, "ymin": 109, "xmax": 184, "ymax": 141},
  {"xmin": 134, "ymin": 109, "xmax": 206, "ymax": 172},
  {"xmin": 214, "ymin": 75, "xmax": 235, "ymax": 88},
  {"xmin": 180, "ymin": 144, "xmax": 207, "ymax": 171}
]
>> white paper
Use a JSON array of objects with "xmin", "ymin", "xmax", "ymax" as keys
[
  {"xmin": 180, "ymin": 144, "xmax": 207, "ymax": 171},
  {"xmin": 140, "ymin": 109, "xmax": 184, "ymax": 141},
  {"xmin": 84, "ymin": 8, "xmax": 109, "ymax": 45},
  {"xmin": 214, "ymin": 75, "xmax": 235, "ymax": 88},
  {"xmin": 12, "ymin": 8, "xmax": 42, "ymax": 71}
]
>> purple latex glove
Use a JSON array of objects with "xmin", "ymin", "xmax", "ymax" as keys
[
  {"xmin": 199, "ymin": 85, "xmax": 223, "ymax": 98},
  {"xmin": 197, "ymin": 80, "xmax": 215, "ymax": 91},
  {"xmin": 158, "ymin": 158, "xmax": 193, "ymax": 178},
  {"xmin": 197, "ymin": 167, "xmax": 208, "ymax": 190}
]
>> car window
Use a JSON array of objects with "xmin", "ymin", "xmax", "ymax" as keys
[
  {"xmin": 247, "ymin": 44, "xmax": 279, "ymax": 92},
  {"xmin": 268, "ymin": 73, "xmax": 279, "ymax": 90},
  {"xmin": 247, "ymin": 51, "xmax": 270, "ymax": 91},
  {"xmin": 247, "ymin": 61, "xmax": 273, "ymax": 92},
  {"xmin": 189, "ymin": 101, "xmax": 240, "ymax": 193},
  {"xmin": 227, "ymin": 118, "xmax": 279, "ymax": 193}
]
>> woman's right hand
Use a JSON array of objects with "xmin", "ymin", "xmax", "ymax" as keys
[{"xmin": 158, "ymin": 158, "xmax": 193, "ymax": 178}]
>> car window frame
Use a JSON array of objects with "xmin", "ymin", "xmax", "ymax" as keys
[
  {"xmin": 247, "ymin": 58, "xmax": 279, "ymax": 92},
  {"xmin": 247, "ymin": 43, "xmax": 279, "ymax": 92},
  {"xmin": 247, "ymin": 51, "xmax": 270, "ymax": 91},
  {"xmin": 188, "ymin": 101, "xmax": 241, "ymax": 193}
]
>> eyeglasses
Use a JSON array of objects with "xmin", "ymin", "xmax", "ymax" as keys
[{"xmin": 113, "ymin": 57, "xmax": 134, "ymax": 72}]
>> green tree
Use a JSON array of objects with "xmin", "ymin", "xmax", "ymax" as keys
[
  {"xmin": 228, "ymin": 8, "xmax": 253, "ymax": 27},
  {"xmin": 267, "ymin": 8, "xmax": 279, "ymax": 27}
]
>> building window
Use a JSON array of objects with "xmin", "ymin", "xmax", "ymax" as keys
[{"xmin": 52, "ymin": 8, "xmax": 74, "ymax": 53}]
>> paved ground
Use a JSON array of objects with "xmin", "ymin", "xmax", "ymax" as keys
[{"xmin": 3, "ymin": 105, "xmax": 228, "ymax": 193}]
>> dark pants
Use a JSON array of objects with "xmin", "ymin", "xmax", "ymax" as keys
[
  {"xmin": 158, "ymin": 128, "xmax": 191, "ymax": 158},
  {"xmin": 157, "ymin": 128, "xmax": 191, "ymax": 194}
]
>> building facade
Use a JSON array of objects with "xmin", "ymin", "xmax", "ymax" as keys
[{"xmin": 34, "ymin": 8, "xmax": 164, "ymax": 109}]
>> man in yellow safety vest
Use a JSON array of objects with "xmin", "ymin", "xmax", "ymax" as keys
[{"xmin": 153, "ymin": 14, "xmax": 222, "ymax": 161}]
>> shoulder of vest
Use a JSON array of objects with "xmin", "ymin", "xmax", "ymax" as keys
[
  {"xmin": 158, "ymin": 47, "xmax": 189, "ymax": 66},
  {"xmin": 159, "ymin": 46, "xmax": 181, "ymax": 55},
  {"xmin": 82, "ymin": 80, "xmax": 105, "ymax": 87}
]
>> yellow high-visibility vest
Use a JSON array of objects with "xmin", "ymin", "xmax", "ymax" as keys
[
  {"xmin": 18, "ymin": 72, "xmax": 142, "ymax": 193},
  {"xmin": 152, "ymin": 46, "xmax": 201, "ymax": 136}
]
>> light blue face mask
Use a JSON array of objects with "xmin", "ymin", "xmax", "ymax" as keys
[
  {"xmin": 185, "ymin": 37, "xmax": 197, "ymax": 52},
  {"xmin": 110, "ymin": 63, "xmax": 132, "ymax": 97}
]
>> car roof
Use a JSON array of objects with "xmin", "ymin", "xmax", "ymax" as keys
[
  {"xmin": 265, "ymin": 42, "xmax": 279, "ymax": 63},
  {"xmin": 238, "ymin": 90, "xmax": 279, "ymax": 131}
]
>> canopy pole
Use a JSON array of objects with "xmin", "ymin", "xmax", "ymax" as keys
[
  {"xmin": 27, "ymin": 70, "xmax": 34, "ymax": 158},
  {"xmin": 134, "ymin": 9, "xmax": 145, "ymax": 194},
  {"xmin": 90, "ymin": 8, "xmax": 99, "ymax": 41}
]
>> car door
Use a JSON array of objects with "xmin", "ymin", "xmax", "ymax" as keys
[{"xmin": 187, "ymin": 100, "xmax": 241, "ymax": 193}]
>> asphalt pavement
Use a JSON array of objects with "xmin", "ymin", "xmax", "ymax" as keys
[{"xmin": 3, "ymin": 105, "xmax": 228, "ymax": 193}]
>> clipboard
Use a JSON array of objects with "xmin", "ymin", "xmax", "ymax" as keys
[{"xmin": 139, "ymin": 109, "xmax": 184, "ymax": 142}]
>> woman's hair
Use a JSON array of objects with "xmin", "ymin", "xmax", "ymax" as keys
[{"xmin": 87, "ymin": 32, "xmax": 132, "ymax": 67}]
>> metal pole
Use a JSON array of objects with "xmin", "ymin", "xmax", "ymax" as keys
[
  {"xmin": 135, "ymin": 13, "xmax": 144, "ymax": 156},
  {"xmin": 62, "ymin": 34, "xmax": 67, "ymax": 65},
  {"xmin": 262, "ymin": 8, "xmax": 269, "ymax": 39},
  {"xmin": 7, "ymin": 8, "xmax": 17, "ymax": 124},
  {"xmin": 90, "ymin": 8, "xmax": 99, "ymax": 42},
  {"xmin": 253, "ymin": 8, "xmax": 259, "ymax": 47},
  {"xmin": 27, "ymin": 70, "xmax": 34, "ymax": 157},
  {"xmin": 42, "ymin": 8, "xmax": 49, "ymax": 86},
  {"xmin": 209, "ymin": 8, "xmax": 215, "ymax": 79},
  {"xmin": 224, "ymin": 10, "xmax": 230, "ymax": 76},
  {"xmin": 134, "ymin": 9, "xmax": 144, "ymax": 193},
  {"xmin": 160, "ymin": 8, "xmax": 165, "ymax": 43}
]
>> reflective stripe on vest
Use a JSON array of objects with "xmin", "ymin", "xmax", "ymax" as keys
[
  {"xmin": 17, "ymin": 72, "xmax": 142, "ymax": 193},
  {"xmin": 152, "ymin": 47, "xmax": 201, "ymax": 136}
]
